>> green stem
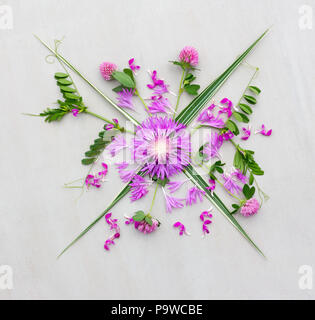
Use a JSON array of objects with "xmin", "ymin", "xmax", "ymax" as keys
[
  {"xmin": 135, "ymin": 89, "xmax": 151, "ymax": 115},
  {"xmin": 85, "ymin": 110, "xmax": 115, "ymax": 125},
  {"xmin": 173, "ymin": 68, "xmax": 186, "ymax": 118},
  {"xmin": 148, "ymin": 183, "xmax": 159, "ymax": 215}
]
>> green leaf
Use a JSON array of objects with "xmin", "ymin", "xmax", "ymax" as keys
[
  {"xmin": 169, "ymin": 60, "xmax": 185, "ymax": 69},
  {"xmin": 184, "ymin": 164, "xmax": 264, "ymax": 256},
  {"xmin": 249, "ymin": 172, "xmax": 254, "ymax": 185},
  {"xmin": 112, "ymin": 85, "xmax": 126, "ymax": 93},
  {"xmin": 225, "ymin": 119, "xmax": 239, "ymax": 135},
  {"xmin": 243, "ymin": 184, "xmax": 255, "ymax": 200},
  {"xmin": 244, "ymin": 95, "xmax": 257, "ymax": 105},
  {"xmin": 57, "ymin": 79, "xmax": 73, "ymax": 86},
  {"xmin": 54, "ymin": 72, "xmax": 68, "ymax": 79},
  {"xmin": 175, "ymin": 29, "xmax": 269, "ymax": 125},
  {"xmin": 145, "ymin": 216, "xmax": 153, "ymax": 226},
  {"xmin": 248, "ymin": 86, "xmax": 261, "ymax": 95},
  {"xmin": 133, "ymin": 211, "xmax": 146, "ymax": 221},
  {"xmin": 239, "ymin": 103, "xmax": 253, "ymax": 115},
  {"xmin": 112, "ymin": 71, "xmax": 135, "ymax": 88},
  {"xmin": 184, "ymin": 84, "xmax": 200, "ymax": 95},
  {"xmin": 64, "ymin": 93, "xmax": 81, "ymax": 101},
  {"xmin": 232, "ymin": 204, "xmax": 240, "ymax": 209},
  {"xmin": 81, "ymin": 158, "xmax": 96, "ymax": 165},
  {"xmin": 233, "ymin": 150, "xmax": 245, "ymax": 172},
  {"xmin": 233, "ymin": 111, "xmax": 249, "ymax": 123},
  {"xmin": 59, "ymin": 86, "xmax": 76, "ymax": 93},
  {"xmin": 123, "ymin": 68, "xmax": 135, "ymax": 82}
]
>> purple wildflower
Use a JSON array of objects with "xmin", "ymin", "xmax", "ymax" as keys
[
  {"xmin": 148, "ymin": 96, "xmax": 171, "ymax": 114},
  {"xmin": 163, "ymin": 192, "xmax": 185, "ymax": 213},
  {"xmin": 203, "ymin": 132, "xmax": 223, "ymax": 160},
  {"xmin": 133, "ymin": 117, "xmax": 191, "ymax": 180},
  {"xmin": 197, "ymin": 107, "xmax": 225, "ymax": 128},
  {"xmin": 133, "ymin": 218, "xmax": 159, "ymax": 234},
  {"xmin": 186, "ymin": 187, "xmax": 205, "ymax": 206},
  {"xmin": 179, "ymin": 46, "xmax": 199, "ymax": 67},
  {"xmin": 256, "ymin": 124, "xmax": 272, "ymax": 136},
  {"xmin": 231, "ymin": 168, "xmax": 248, "ymax": 184},
  {"xmin": 107, "ymin": 135, "xmax": 126, "ymax": 157},
  {"xmin": 241, "ymin": 126, "xmax": 251, "ymax": 140},
  {"xmin": 147, "ymin": 70, "xmax": 164, "ymax": 89},
  {"xmin": 200, "ymin": 210, "xmax": 213, "ymax": 235},
  {"xmin": 115, "ymin": 162, "xmax": 137, "ymax": 183},
  {"xmin": 100, "ymin": 62, "xmax": 117, "ymax": 81},
  {"xmin": 218, "ymin": 98, "xmax": 233, "ymax": 118},
  {"xmin": 167, "ymin": 180, "xmax": 185, "ymax": 193},
  {"xmin": 173, "ymin": 221, "xmax": 190, "ymax": 236},
  {"xmin": 85, "ymin": 174, "xmax": 101, "ymax": 188},
  {"xmin": 221, "ymin": 130, "xmax": 234, "ymax": 141},
  {"xmin": 130, "ymin": 175, "xmax": 149, "ymax": 201},
  {"xmin": 128, "ymin": 58, "xmax": 140, "ymax": 72},
  {"xmin": 206, "ymin": 179, "xmax": 216, "ymax": 192},
  {"xmin": 117, "ymin": 89, "xmax": 135, "ymax": 110},
  {"xmin": 98, "ymin": 162, "xmax": 108, "ymax": 182},
  {"xmin": 222, "ymin": 173, "xmax": 242, "ymax": 195}
]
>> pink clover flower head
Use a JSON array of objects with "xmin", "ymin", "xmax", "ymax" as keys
[
  {"xmin": 100, "ymin": 62, "xmax": 117, "ymax": 81},
  {"xmin": 241, "ymin": 126, "xmax": 251, "ymax": 140},
  {"xmin": 173, "ymin": 221, "xmax": 190, "ymax": 236},
  {"xmin": 130, "ymin": 175, "xmax": 149, "ymax": 201},
  {"xmin": 71, "ymin": 108, "xmax": 79, "ymax": 117},
  {"xmin": 203, "ymin": 132, "xmax": 223, "ymax": 160},
  {"xmin": 240, "ymin": 198, "xmax": 260, "ymax": 217},
  {"xmin": 186, "ymin": 187, "xmax": 205, "ymax": 206},
  {"xmin": 128, "ymin": 58, "xmax": 140, "ymax": 72},
  {"xmin": 222, "ymin": 173, "xmax": 242, "ymax": 195},
  {"xmin": 116, "ymin": 89, "xmax": 135, "ymax": 110},
  {"xmin": 133, "ymin": 117, "xmax": 191, "ymax": 180},
  {"xmin": 256, "ymin": 124, "xmax": 272, "ymax": 136},
  {"xmin": 134, "ymin": 218, "xmax": 159, "ymax": 234},
  {"xmin": 107, "ymin": 134, "xmax": 126, "ymax": 157},
  {"xmin": 179, "ymin": 46, "xmax": 199, "ymax": 67}
]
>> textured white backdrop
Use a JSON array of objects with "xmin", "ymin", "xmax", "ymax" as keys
[{"xmin": 0, "ymin": 0, "xmax": 314, "ymax": 299}]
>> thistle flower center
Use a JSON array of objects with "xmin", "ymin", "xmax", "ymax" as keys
[{"xmin": 153, "ymin": 137, "xmax": 168, "ymax": 160}]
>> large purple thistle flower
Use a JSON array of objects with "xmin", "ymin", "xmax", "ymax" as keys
[{"xmin": 133, "ymin": 117, "xmax": 191, "ymax": 179}]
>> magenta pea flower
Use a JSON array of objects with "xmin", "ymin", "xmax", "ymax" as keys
[
  {"xmin": 206, "ymin": 179, "xmax": 216, "ymax": 192},
  {"xmin": 241, "ymin": 126, "xmax": 251, "ymax": 140},
  {"xmin": 256, "ymin": 124, "xmax": 272, "ymax": 136},
  {"xmin": 128, "ymin": 58, "xmax": 140, "ymax": 72},
  {"xmin": 200, "ymin": 210, "xmax": 213, "ymax": 235},
  {"xmin": 100, "ymin": 62, "xmax": 117, "ymax": 81},
  {"xmin": 71, "ymin": 108, "xmax": 79, "ymax": 117},
  {"xmin": 104, "ymin": 213, "xmax": 120, "ymax": 251},
  {"xmin": 179, "ymin": 46, "xmax": 199, "ymax": 67},
  {"xmin": 173, "ymin": 221, "xmax": 190, "ymax": 236},
  {"xmin": 218, "ymin": 98, "xmax": 233, "ymax": 118},
  {"xmin": 240, "ymin": 198, "xmax": 260, "ymax": 217}
]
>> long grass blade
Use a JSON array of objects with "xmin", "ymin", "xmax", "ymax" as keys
[
  {"xmin": 176, "ymin": 29, "xmax": 269, "ymax": 125},
  {"xmin": 34, "ymin": 35, "xmax": 140, "ymax": 127},
  {"xmin": 184, "ymin": 164, "xmax": 265, "ymax": 256}
]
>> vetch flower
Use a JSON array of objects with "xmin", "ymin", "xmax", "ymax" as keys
[
  {"xmin": 186, "ymin": 186, "xmax": 205, "ymax": 206},
  {"xmin": 71, "ymin": 108, "xmax": 79, "ymax": 117},
  {"xmin": 241, "ymin": 126, "xmax": 251, "ymax": 140},
  {"xmin": 116, "ymin": 89, "xmax": 135, "ymax": 110},
  {"xmin": 218, "ymin": 98, "xmax": 233, "ymax": 118},
  {"xmin": 128, "ymin": 58, "xmax": 140, "ymax": 72},
  {"xmin": 100, "ymin": 62, "xmax": 117, "ymax": 80},
  {"xmin": 221, "ymin": 130, "xmax": 234, "ymax": 141},
  {"xmin": 173, "ymin": 221, "xmax": 190, "ymax": 236},
  {"xmin": 85, "ymin": 174, "xmax": 101, "ymax": 188},
  {"xmin": 147, "ymin": 70, "xmax": 165, "ymax": 89},
  {"xmin": 133, "ymin": 117, "xmax": 191, "ymax": 180},
  {"xmin": 179, "ymin": 46, "xmax": 199, "ymax": 67},
  {"xmin": 98, "ymin": 162, "xmax": 108, "ymax": 182},
  {"xmin": 104, "ymin": 213, "xmax": 120, "ymax": 251},
  {"xmin": 206, "ymin": 179, "xmax": 216, "ymax": 192},
  {"xmin": 130, "ymin": 175, "xmax": 149, "ymax": 201},
  {"xmin": 255, "ymin": 124, "xmax": 272, "ymax": 136},
  {"xmin": 107, "ymin": 134, "xmax": 126, "ymax": 157},
  {"xmin": 240, "ymin": 198, "xmax": 260, "ymax": 217},
  {"xmin": 200, "ymin": 210, "xmax": 213, "ymax": 235}
]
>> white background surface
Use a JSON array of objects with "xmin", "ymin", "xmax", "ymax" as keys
[{"xmin": 0, "ymin": 0, "xmax": 314, "ymax": 299}]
